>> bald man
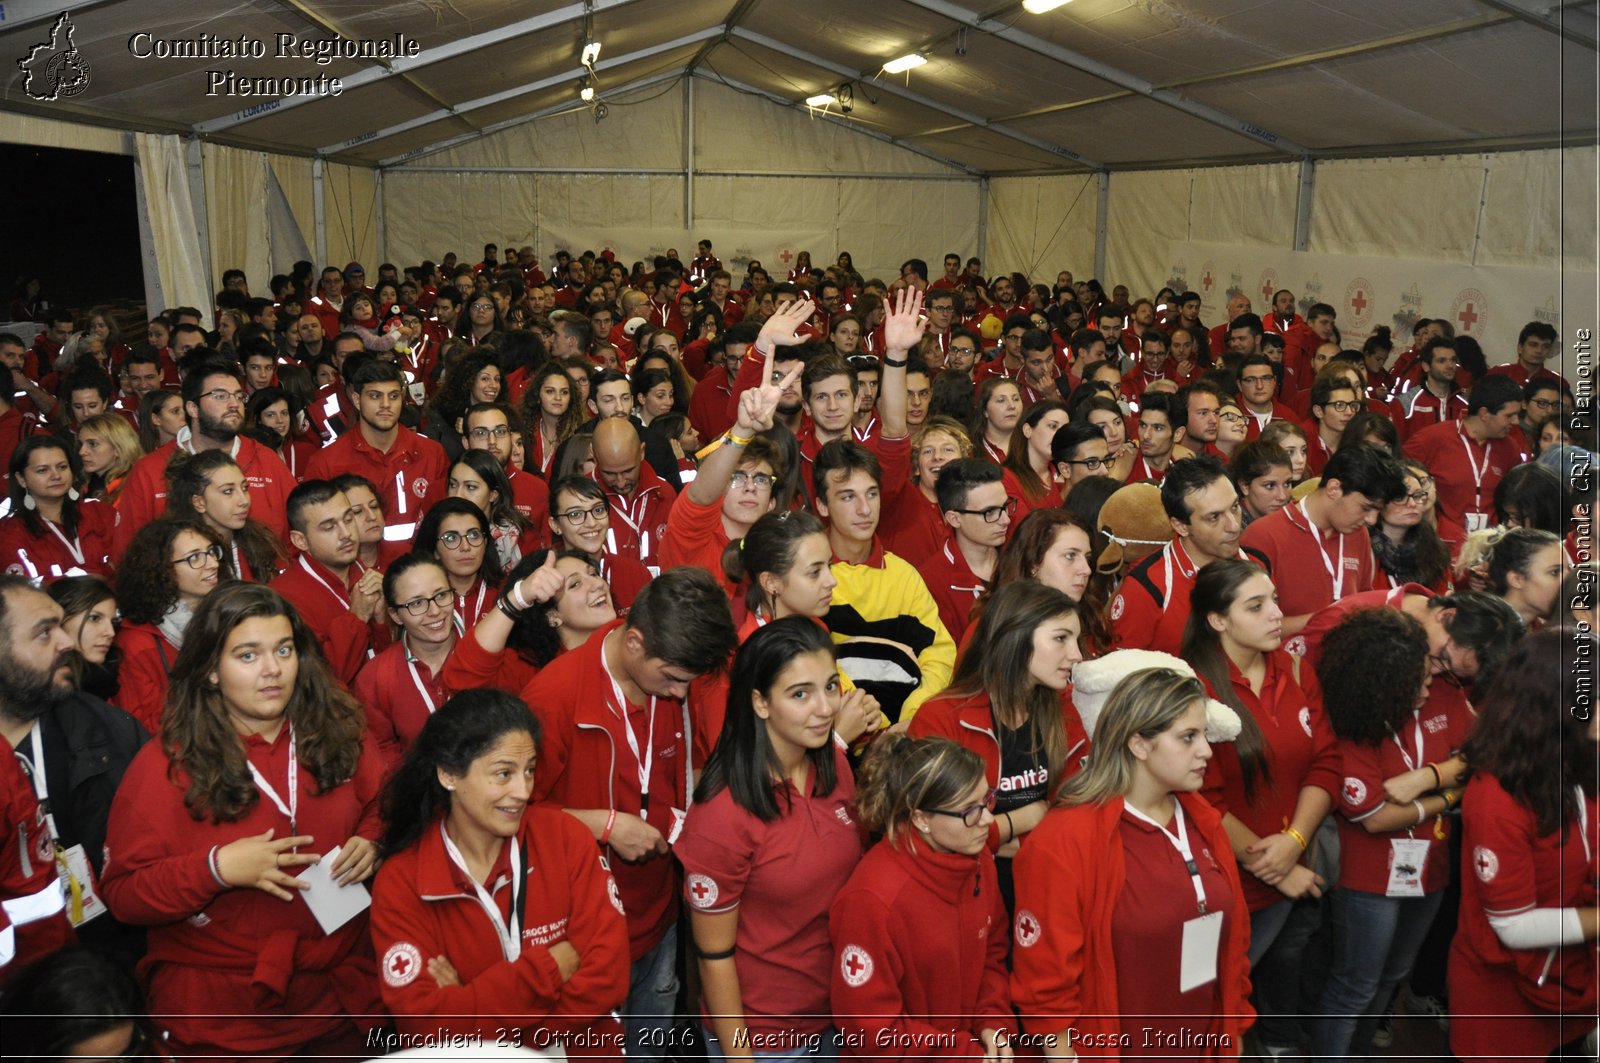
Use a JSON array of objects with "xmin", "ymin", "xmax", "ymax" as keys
[
  {"xmin": 1208, "ymin": 292, "xmax": 1251, "ymax": 362},
  {"xmin": 592, "ymin": 417, "xmax": 678, "ymax": 574}
]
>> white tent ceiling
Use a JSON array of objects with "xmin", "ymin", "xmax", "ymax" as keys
[{"xmin": 2, "ymin": 0, "xmax": 1593, "ymax": 174}]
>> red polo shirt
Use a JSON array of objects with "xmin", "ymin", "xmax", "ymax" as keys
[
  {"xmin": 1403, "ymin": 420, "xmax": 1529, "ymax": 532},
  {"xmin": 1240, "ymin": 498, "xmax": 1374, "ymax": 620}
]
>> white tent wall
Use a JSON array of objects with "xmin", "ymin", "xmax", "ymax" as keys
[
  {"xmin": 323, "ymin": 162, "xmax": 380, "ymax": 277},
  {"xmin": 983, "ymin": 175, "xmax": 1098, "ymax": 285},
  {"xmin": 381, "ymin": 78, "xmax": 979, "ymax": 280}
]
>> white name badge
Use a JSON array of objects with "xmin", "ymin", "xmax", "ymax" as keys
[
  {"xmin": 1464, "ymin": 512, "xmax": 1490, "ymax": 533},
  {"xmin": 1386, "ymin": 837, "xmax": 1430, "ymax": 897},
  {"xmin": 1179, "ymin": 911, "xmax": 1224, "ymax": 992},
  {"xmin": 57, "ymin": 844, "xmax": 108, "ymax": 926}
]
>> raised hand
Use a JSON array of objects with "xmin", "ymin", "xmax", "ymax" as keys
[
  {"xmin": 882, "ymin": 286, "xmax": 928, "ymax": 355},
  {"xmin": 735, "ymin": 344, "xmax": 804, "ymax": 436},
  {"xmin": 517, "ymin": 549, "xmax": 566, "ymax": 607},
  {"xmin": 755, "ymin": 297, "xmax": 818, "ymax": 354}
]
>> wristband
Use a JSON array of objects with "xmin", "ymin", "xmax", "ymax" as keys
[
  {"xmin": 208, "ymin": 845, "xmax": 228, "ymax": 888},
  {"xmin": 1426, "ymin": 762, "xmax": 1442, "ymax": 788},
  {"xmin": 495, "ymin": 596, "xmax": 523, "ymax": 621},
  {"xmin": 508, "ymin": 581, "xmax": 532, "ymax": 611},
  {"xmin": 1442, "ymin": 788, "xmax": 1459, "ymax": 810},
  {"xmin": 884, "ymin": 357, "xmax": 909, "ymax": 368},
  {"xmin": 1413, "ymin": 799, "xmax": 1428, "ymax": 825},
  {"xmin": 697, "ymin": 944, "xmax": 736, "ymax": 960},
  {"xmin": 599, "ymin": 808, "xmax": 617, "ymax": 846},
  {"xmin": 1283, "ymin": 825, "xmax": 1309, "ymax": 851},
  {"xmin": 723, "ymin": 431, "xmax": 754, "ymax": 447}
]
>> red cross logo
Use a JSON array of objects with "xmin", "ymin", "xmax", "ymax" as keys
[
  {"xmin": 691, "ymin": 879, "xmax": 711, "ymax": 901},
  {"xmin": 1201, "ymin": 271, "xmax": 1213, "ymax": 291},
  {"xmin": 1458, "ymin": 303, "xmax": 1479, "ymax": 330},
  {"xmin": 1261, "ymin": 280, "xmax": 1275, "ymax": 301},
  {"xmin": 1473, "ymin": 845, "xmax": 1499, "ymax": 882},
  {"xmin": 1019, "ymin": 915, "xmax": 1038, "ymax": 937},
  {"xmin": 840, "ymin": 944, "xmax": 873, "ymax": 986},
  {"xmin": 845, "ymin": 953, "xmax": 865, "ymax": 977},
  {"xmin": 1351, "ymin": 290, "xmax": 1367, "ymax": 314},
  {"xmin": 780, "ymin": 249, "xmax": 794, "ymax": 265},
  {"xmin": 390, "ymin": 953, "xmax": 411, "ymax": 977},
  {"xmin": 381, "ymin": 941, "xmax": 423, "ymax": 987},
  {"xmin": 1015, "ymin": 908, "xmax": 1042, "ymax": 948},
  {"xmin": 686, "ymin": 873, "xmax": 718, "ymax": 908}
]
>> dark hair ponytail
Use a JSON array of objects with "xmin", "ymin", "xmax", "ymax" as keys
[
  {"xmin": 721, "ymin": 509, "xmax": 827, "ymax": 617},
  {"xmin": 379, "ymin": 689, "xmax": 542, "ymax": 857}
]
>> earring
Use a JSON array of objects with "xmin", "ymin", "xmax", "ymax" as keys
[
  {"xmin": 67, "ymin": 488, "xmax": 79, "ymax": 501},
  {"xmin": 21, "ymin": 493, "xmax": 35, "ymax": 511},
  {"xmin": 445, "ymin": 785, "xmax": 455, "ymax": 791}
]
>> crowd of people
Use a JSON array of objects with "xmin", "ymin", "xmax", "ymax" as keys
[{"xmin": 0, "ymin": 242, "xmax": 1594, "ymax": 1061}]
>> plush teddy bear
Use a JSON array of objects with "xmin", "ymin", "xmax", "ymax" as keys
[
  {"xmin": 1094, "ymin": 481, "xmax": 1172, "ymax": 575},
  {"xmin": 1070, "ymin": 648, "xmax": 1242, "ymax": 744}
]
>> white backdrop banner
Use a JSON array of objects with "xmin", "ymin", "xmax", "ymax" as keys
[{"xmin": 1167, "ymin": 241, "xmax": 1596, "ymax": 380}]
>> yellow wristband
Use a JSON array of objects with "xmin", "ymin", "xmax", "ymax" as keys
[
  {"xmin": 724, "ymin": 431, "xmax": 754, "ymax": 447},
  {"xmin": 1283, "ymin": 824, "xmax": 1309, "ymax": 851}
]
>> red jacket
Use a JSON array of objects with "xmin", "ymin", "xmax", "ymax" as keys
[
  {"xmin": 908, "ymin": 689, "xmax": 1089, "ymax": 850},
  {"xmin": 440, "ymin": 622, "xmax": 542, "ymax": 697},
  {"xmin": 368, "ymin": 808, "xmax": 630, "ymax": 1048},
  {"xmin": 1196, "ymin": 650, "xmax": 1341, "ymax": 912},
  {"xmin": 659, "ymin": 489, "xmax": 736, "ymax": 599},
  {"xmin": 0, "ymin": 404, "xmax": 41, "ymax": 475},
  {"xmin": 1403, "ymin": 419, "xmax": 1529, "ymax": 531},
  {"xmin": 110, "ymin": 622, "xmax": 177, "ymax": 733},
  {"xmin": 1010, "ymin": 793, "xmax": 1253, "ymax": 1054},
  {"xmin": 113, "ymin": 435, "xmax": 296, "ymax": 560},
  {"xmin": 0, "ymin": 502, "xmax": 115, "ymax": 582},
  {"xmin": 521, "ymin": 619, "xmax": 692, "ymax": 960},
  {"xmin": 688, "ymin": 369, "xmax": 736, "ymax": 445},
  {"xmin": 595, "ymin": 464, "xmax": 677, "ymax": 575},
  {"xmin": 830, "ymin": 841, "xmax": 1014, "ymax": 1058},
  {"xmin": 1389, "ymin": 385, "xmax": 1468, "ymax": 443},
  {"xmin": 0, "ymin": 738, "xmax": 74, "ymax": 978},
  {"xmin": 302, "ymin": 425, "xmax": 449, "ymax": 547},
  {"xmin": 353, "ymin": 637, "xmax": 449, "ymax": 772},
  {"xmin": 100, "ymin": 726, "xmax": 385, "ymax": 1057},
  {"xmin": 270, "ymin": 555, "xmax": 380, "ymax": 685},
  {"xmin": 880, "ymin": 491, "xmax": 949, "ymax": 571}
]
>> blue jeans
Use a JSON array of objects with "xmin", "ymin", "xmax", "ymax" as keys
[
  {"xmin": 624, "ymin": 923, "xmax": 680, "ymax": 1063},
  {"xmin": 703, "ymin": 1027, "xmax": 841, "ymax": 1063},
  {"xmin": 1310, "ymin": 888, "xmax": 1444, "ymax": 1061}
]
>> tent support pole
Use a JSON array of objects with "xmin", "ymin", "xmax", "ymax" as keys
[
  {"xmin": 684, "ymin": 78, "xmax": 695, "ymax": 232},
  {"xmin": 1094, "ymin": 172, "xmax": 1109, "ymax": 281},
  {"xmin": 1293, "ymin": 158, "xmax": 1315, "ymax": 252},
  {"xmin": 312, "ymin": 156, "xmax": 327, "ymax": 267},
  {"xmin": 977, "ymin": 176, "xmax": 989, "ymax": 266},
  {"xmin": 186, "ymin": 137, "xmax": 215, "ymax": 291},
  {"xmin": 375, "ymin": 168, "xmax": 387, "ymax": 265}
]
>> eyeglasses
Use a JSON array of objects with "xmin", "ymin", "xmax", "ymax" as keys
[
  {"xmin": 396, "ymin": 588, "xmax": 455, "ymax": 615},
  {"xmin": 1426, "ymin": 649, "xmax": 1465, "ymax": 687},
  {"xmin": 470, "ymin": 303, "xmax": 495, "ymax": 312},
  {"xmin": 1399, "ymin": 489, "xmax": 1430, "ymax": 506},
  {"xmin": 1324, "ymin": 400, "xmax": 1362, "ymax": 414},
  {"xmin": 557, "ymin": 502, "xmax": 609, "ymax": 525},
  {"xmin": 923, "ymin": 788, "xmax": 997, "ymax": 828},
  {"xmin": 468, "ymin": 424, "xmax": 510, "ymax": 440},
  {"xmin": 1527, "ymin": 397, "xmax": 1559, "ymax": 411},
  {"xmin": 954, "ymin": 497, "xmax": 1018, "ymax": 523},
  {"xmin": 1218, "ymin": 411, "xmax": 1247, "ymax": 424},
  {"xmin": 202, "ymin": 389, "xmax": 246, "ymax": 405},
  {"xmin": 1240, "ymin": 374, "xmax": 1276, "ymax": 386},
  {"xmin": 1062, "ymin": 456, "xmax": 1110, "ymax": 471},
  {"xmin": 172, "ymin": 544, "xmax": 224, "ymax": 569},
  {"xmin": 949, "ymin": 346, "xmax": 978, "ymax": 357},
  {"xmin": 437, "ymin": 529, "xmax": 486, "ymax": 548},
  {"xmin": 1004, "ymin": 332, "xmax": 1026, "ymax": 342},
  {"xmin": 730, "ymin": 471, "xmax": 774, "ymax": 491}
]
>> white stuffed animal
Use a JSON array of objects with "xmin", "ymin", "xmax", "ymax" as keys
[{"xmin": 1071, "ymin": 649, "xmax": 1242, "ymax": 744}]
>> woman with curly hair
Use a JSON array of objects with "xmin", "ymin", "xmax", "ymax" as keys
[
  {"xmin": 424, "ymin": 350, "xmax": 502, "ymax": 462},
  {"xmin": 1311, "ymin": 606, "xmax": 1470, "ymax": 1060},
  {"xmin": 0, "ymin": 436, "xmax": 116, "ymax": 581},
  {"xmin": 101, "ymin": 582, "xmax": 384, "ymax": 1058},
  {"xmin": 76, "ymin": 411, "xmax": 141, "ymax": 504},
  {"xmin": 1450, "ymin": 628, "xmax": 1599, "ymax": 1059},
  {"xmin": 111, "ymin": 517, "xmax": 224, "ymax": 731},
  {"xmin": 520, "ymin": 361, "xmax": 584, "ymax": 476},
  {"xmin": 164, "ymin": 448, "xmax": 285, "ymax": 582}
]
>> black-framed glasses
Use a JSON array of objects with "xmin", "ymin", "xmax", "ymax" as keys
[
  {"xmin": 396, "ymin": 588, "xmax": 454, "ymax": 615},
  {"xmin": 202, "ymin": 388, "xmax": 246, "ymax": 405},
  {"xmin": 172, "ymin": 544, "xmax": 224, "ymax": 569},
  {"xmin": 954, "ymin": 497, "xmax": 1018, "ymax": 523},
  {"xmin": 1400, "ymin": 490, "xmax": 1430, "ymax": 506},
  {"xmin": 730, "ymin": 471, "xmax": 774, "ymax": 491},
  {"xmin": 923, "ymin": 788, "xmax": 997, "ymax": 828},
  {"xmin": 948, "ymin": 345, "xmax": 979, "ymax": 357},
  {"xmin": 1527, "ymin": 396, "xmax": 1559, "ymax": 411},
  {"xmin": 438, "ymin": 529, "xmax": 486, "ymax": 548},
  {"xmin": 1426, "ymin": 648, "xmax": 1465, "ymax": 687},
  {"xmin": 1324, "ymin": 400, "xmax": 1362, "ymax": 414},
  {"xmin": 468, "ymin": 424, "xmax": 510, "ymax": 439},
  {"xmin": 1062, "ymin": 456, "xmax": 1110, "ymax": 471},
  {"xmin": 1218, "ymin": 411, "xmax": 1247, "ymax": 424},
  {"xmin": 557, "ymin": 503, "xmax": 609, "ymax": 525}
]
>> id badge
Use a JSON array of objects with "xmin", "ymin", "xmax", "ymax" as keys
[
  {"xmin": 667, "ymin": 806, "xmax": 688, "ymax": 846},
  {"xmin": 1465, "ymin": 512, "xmax": 1490, "ymax": 533},
  {"xmin": 1386, "ymin": 837, "xmax": 1430, "ymax": 897},
  {"xmin": 1179, "ymin": 911, "xmax": 1224, "ymax": 992},
  {"xmin": 56, "ymin": 844, "xmax": 108, "ymax": 926}
]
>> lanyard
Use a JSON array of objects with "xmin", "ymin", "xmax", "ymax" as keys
[
  {"xmin": 1124, "ymin": 799, "xmax": 1208, "ymax": 914},
  {"xmin": 1296, "ymin": 498, "xmax": 1346, "ymax": 600},
  {"xmin": 439, "ymin": 823, "xmax": 527, "ymax": 963},
  {"xmin": 230, "ymin": 540, "xmax": 244, "ymax": 580},
  {"xmin": 1390, "ymin": 710, "xmax": 1425, "ymax": 771},
  {"xmin": 43, "ymin": 521, "xmax": 85, "ymax": 568},
  {"xmin": 246, "ymin": 724, "xmax": 298, "ymax": 841},
  {"xmin": 403, "ymin": 626, "xmax": 458, "ymax": 715},
  {"xmin": 1457, "ymin": 424, "xmax": 1489, "ymax": 512},
  {"xmin": 1576, "ymin": 789, "xmax": 1592, "ymax": 866},
  {"xmin": 602, "ymin": 647, "xmax": 658, "ymax": 819},
  {"xmin": 18, "ymin": 723, "xmax": 58, "ymax": 842},
  {"xmin": 298, "ymin": 555, "xmax": 352, "ymax": 609},
  {"xmin": 454, "ymin": 580, "xmax": 488, "ymax": 628}
]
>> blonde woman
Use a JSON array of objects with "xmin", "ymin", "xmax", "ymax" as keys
[{"xmin": 77, "ymin": 412, "xmax": 141, "ymax": 504}]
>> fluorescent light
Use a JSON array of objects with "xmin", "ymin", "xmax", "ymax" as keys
[
  {"xmin": 581, "ymin": 41, "xmax": 601, "ymax": 66},
  {"xmin": 580, "ymin": 83, "xmax": 595, "ymax": 102},
  {"xmin": 882, "ymin": 52, "xmax": 926, "ymax": 74},
  {"xmin": 1022, "ymin": 0, "xmax": 1073, "ymax": 12},
  {"xmin": 805, "ymin": 93, "xmax": 836, "ymax": 107}
]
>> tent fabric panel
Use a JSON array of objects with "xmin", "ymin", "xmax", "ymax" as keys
[
  {"xmin": 1479, "ymin": 148, "xmax": 1598, "ymax": 273},
  {"xmin": 323, "ymin": 161, "xmax": 379, "ymax": 272},
  {"xmin": 267, "ymin": 153, "xmax": 317, "ymax": 258},
  {"xmin": 134, "ymin": 131, "xmax": 211, "ymax": 311},
  {"xmin": 381, "ymin": 171, "xmax": 539, "ymax": 272},
  {"xmin": 1104, "ymin": 168, "xmax": 1193, "ymax": 300},
  {"xmin": 1307, "ymin": 154, "xmax": 1483, "ymax": 261},
  {"xmin": 202, "ymin": 143, "xmax": 272, "ymax": 296},
  {"xmin": 0, "ymin": 113, "xmax": 130, "ymax": 155},
  {"xmin": 1188, "ymin": 162, "xmax": 1298, "ymax": 249},
  {"xmin": 984, "ymin": 174, "xmax": 1098, "ymax": 279}
]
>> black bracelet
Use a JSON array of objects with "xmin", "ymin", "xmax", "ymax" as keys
[
  {"xmin": 697, "ymin": 944, "xmax": 736, "ymax": 960},
  {"xmin": 1002, "ymin": 811, "xmax": 1014, "ymax": 843},
  {"xmin": 495, "ymin": 596, "xmax": 523, "ymax": 621},
  {"xmin": 884, "ymin": 358, "xmax": 909, "ymax": 368}
]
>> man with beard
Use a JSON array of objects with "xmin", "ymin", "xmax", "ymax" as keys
[
  {"xmin": 113, "ymin": 359, "xmax": 297, "ymax": 559},
  {"xmin": 0, "ymin": 575, "xmax": 147, "ymax": 966}
]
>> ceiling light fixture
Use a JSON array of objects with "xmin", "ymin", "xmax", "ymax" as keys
[
  {"xmin": 581, "ymin": 40, "xmax": 602, "ymax": 67},
  {"xmin": 882, "ymin": 52, "xmax": 927, "ymax": 74},
  {"xmin": 805, "ymin": 93, "xmax": 837, "ymax": 107},
  {"xmin": 580, "ymin": 79, "xmax": 595, "ymax": 102},
  {"xmin": 1021, "ymin": 0, "xmax": 1074, "ymax": 13}
]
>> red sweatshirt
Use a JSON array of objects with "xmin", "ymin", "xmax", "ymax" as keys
[
  {"xmin": 270, "ymin": 555, "xmax": 380, "ymax": 685},
  {"xmin": 353, "ymin": 636, "xmax": 450, "ymax": 772},
  {"xmin": 0, "ymin": 501, "xmax": 115, "ymax": 582},
  {"xmin": 114, "ymin": 435, "xmax": 295, "ymax": 559},
  {"xmin": 659, "ymin": 488, "xmax": 737, "ymax": 598},
  {"xmin": 830, "ymin": 841, "xmax": 1014, "ymax": 1058},
  {"xmin": 101, "ymin": 726, "xmax": 385, "ymax": 1057},
  {"xmin": 1196, "ymin": 650, "xmax": 1341, "ymax": 912},
  {"xmin": 368, "ymin": 809, "xmax": 630, "ymax": 1049},
  {"xmin": 302, "ymin": 425, "xmax": 449, "ymax": 548},
  {"xmin": 595, "ymin": 464, "xmax": 677, "ymax": 575},
  {"xmin": 521, "ymin": 619, "xmax": 692, "ymax": 960},
  {"xmin": 110, "ymin": 622, "xmax": 177, "ymax": 733},
  {"xmin": 1010, "ymin": 793, "xmax": 1253, "ymax": 1056},
  {"xmin": 0, "ymin": 739, "xmax": 74, "ymax": 978}
]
